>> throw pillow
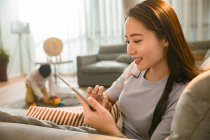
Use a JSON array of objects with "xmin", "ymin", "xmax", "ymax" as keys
[
  {"xmin": 26, "ymin": 103, "xmax": 122, "ymax": 128},
  {"xmin": 26, "ymin": 106, "xmax": 85, "ymax": 126}
]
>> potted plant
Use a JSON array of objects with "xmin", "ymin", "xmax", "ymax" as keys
[{"xmin": 0, "ymin": 47, "xmax": 9, "ymax": 81}]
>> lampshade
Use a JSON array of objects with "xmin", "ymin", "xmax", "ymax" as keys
[{"xmin": 11, "ymin": 21, "xmax": 30, "ymax": 34}]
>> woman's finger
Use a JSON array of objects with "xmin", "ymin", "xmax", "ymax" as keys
[
  {"xmin": 93, "ymin": 85, "xmax": 99, "ymax": 94},
  {"xmin": 102, "ymin": 93, "xmax": 108, "ymax": 107},
  {"xmin": 87, "ymin": 87, "xmax": 93, "ymax": 96},
  {"xmin": 98, "ymin": 86, "xmax": 104, "ymax": 96},
  {"xmin": 102, "ymin": 93, "xmax": 112, "ymax": 110}
]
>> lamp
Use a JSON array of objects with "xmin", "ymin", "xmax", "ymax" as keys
[
  {"xmin": 11, "ymin": 21, "xmax": 30, "ymax": 34},
  {"xmin": 11, "ymin": 21, "xmax": 30, "ymax": 75}
]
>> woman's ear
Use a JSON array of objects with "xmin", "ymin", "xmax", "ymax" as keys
[{"xmin": 161, "ymin": 39, "xmax": 169, "ymax": 48}]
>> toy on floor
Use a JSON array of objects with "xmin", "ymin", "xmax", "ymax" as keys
[
  {"xmin": 30, "ymin": 103, "xmax": 37, "ymax": 106},
  {"xmin": 49, "ymin": 96, "xmax": 64, "ymax": 107}
]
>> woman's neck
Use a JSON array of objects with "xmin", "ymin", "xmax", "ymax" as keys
[{"xmin": 144, "ymin": 63, "xmax": 169, "ymax": 81}]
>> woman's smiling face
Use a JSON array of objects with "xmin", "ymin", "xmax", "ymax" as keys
[{"xmin": 124, "ymin": 17, "xmax": 168, "ymax": 71}]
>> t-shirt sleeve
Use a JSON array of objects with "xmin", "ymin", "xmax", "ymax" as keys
[
  {"xmin": 151, "ymin": 84, "xmax": 186, "ymax": 140},
  {"xmin": 107, "ymin": 62, "xmax": 138, "ymax": 103},
  {"xmin": 106, "ymin": 74, "xmax": 125, "ymax": 103}
]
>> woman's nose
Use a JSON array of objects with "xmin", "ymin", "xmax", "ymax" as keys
[{"xmin": 127, "ymin": 44, "xmax": 136, "ymax": 55}]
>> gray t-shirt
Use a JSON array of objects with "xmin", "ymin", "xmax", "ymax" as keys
[{"xmin": 107, "ymin": 63, "xmax": 186, "ymax": 140}]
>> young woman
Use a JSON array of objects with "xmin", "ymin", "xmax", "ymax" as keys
[{"xmin": 77, "ymin": 0, "xmax": 199, "ymax": 139}]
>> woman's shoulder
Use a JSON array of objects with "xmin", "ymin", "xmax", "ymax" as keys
[
  {"xmin": 169, "ymin": 82, "xmax": 187, "ymax": 102},
  {"xmin": 122, "ymin": 62, "xmax": 141, "ymax": 79}
]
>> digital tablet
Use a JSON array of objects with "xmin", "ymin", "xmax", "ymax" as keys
[{"xmin": 55, "ymin": 72, "xmax": 94, "ymax": 110}]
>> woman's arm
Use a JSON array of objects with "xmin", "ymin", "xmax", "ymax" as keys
[
  {"xmin": 76, "ymin": 95, "xmax": 125, "ymax": 138},
  {"xmin": 86, "ymin": 63, "xmax": 137, "ymax": 106}
]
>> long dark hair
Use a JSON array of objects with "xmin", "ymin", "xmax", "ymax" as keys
[{"xmin": 127, "ymin": 0, "xmax": 199, "ymax": 136}]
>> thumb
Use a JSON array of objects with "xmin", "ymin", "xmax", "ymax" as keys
[
  {"xmin": 76, "ymin": 94, "xmax": 90, "ymax": 110},
  {"xmin": 88, "ymin": 96, "xmax": 105, "ymax": 112}
]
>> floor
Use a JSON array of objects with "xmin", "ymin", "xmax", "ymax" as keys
[
  {"xmin": 0, "ymin": 76, "xmax": 25, "ymax": 105},
  {"xmin": 0, "ymin": 75, "xmax": 84, "ymax": 107}
]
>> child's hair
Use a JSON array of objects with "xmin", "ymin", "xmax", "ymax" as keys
[{"xmin": 39, "ymin": 64, "xmax": 51, "ymax": 78}]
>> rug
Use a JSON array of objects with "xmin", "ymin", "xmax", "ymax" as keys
[{"xmin": 1, "ymin": 85, "xmax": 85, "ymax": 109}]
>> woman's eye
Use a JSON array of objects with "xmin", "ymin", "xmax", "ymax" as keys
[
  {"xmin": 134, "ymin": 40, "xmax": 142, "ymax": 43},
  {"xmin": 124, "ymin": 40, "xmax": 129, "ymax": 44}
]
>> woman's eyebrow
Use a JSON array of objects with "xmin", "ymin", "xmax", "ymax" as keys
[{"xmin": 125, "ymin": 33, "xmax": 143, "ymax": 38}]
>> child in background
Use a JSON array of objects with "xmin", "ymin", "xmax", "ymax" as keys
[{"xmin": 25, "ymin": 64, "xmax": 55, "ymax": 106}]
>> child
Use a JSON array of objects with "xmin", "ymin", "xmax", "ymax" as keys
[{"xmin": 25, "ymin": 64, "xmax": 55, "ymax": 106}]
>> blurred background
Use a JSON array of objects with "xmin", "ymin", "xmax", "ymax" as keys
[{"xmin": 0, "ymin": 0, "xmax": 210, "ymax": 77}]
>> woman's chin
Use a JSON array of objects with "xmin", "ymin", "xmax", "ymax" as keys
[{"xmin": 136, "ymin": 64, "xmax": 148, "ymax": 72}]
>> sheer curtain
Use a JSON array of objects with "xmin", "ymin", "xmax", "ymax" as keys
[
  {"xmin": 17, "ymin": 0, "xmax": 210, "ymax": 74},
  {"xmin": 17, "ymin": 0, "xmax": 124, "ymax": 74},
  {"xmin": 167, "ymin": 0, "xmax": 210, "ymax": 41},
  {"xmin": 122, "ymin": 0, "xmax": 210, "ymax": 41},
  {"xmin": 84, "ymin": 0, "xmax": 123, "ymax": 53}
]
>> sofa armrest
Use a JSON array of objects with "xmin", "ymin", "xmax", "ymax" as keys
[
  {"xmin": 166, "ymin": 70, "xmax": 210, "ymax": 140},
  {"xmin": 0, "ymin": 122, "xmax": 128, "ymax": 140},
  {"xmin": 77, "ymin": 55, "xmax": 97, "ymax": 70}
]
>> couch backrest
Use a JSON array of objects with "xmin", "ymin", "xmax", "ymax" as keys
[
  {"xmin": 97, "ymin": 44, "xmax": 128, "ymax": 61},
  {"xmin": 99, "ymin": 44, "xmax": 127, "ymax": 54},
  {"xmin": 189, "ymin": 40, "xmax": 210, "ymax": 61},
  {"xmin": 166, "ymin": 70, "xmax": 210, "ymax": 140}
]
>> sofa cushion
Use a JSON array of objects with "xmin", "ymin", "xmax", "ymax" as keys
[
  {"xmin": 116, "ymin": 54, "xmax": 132, "ymax": 64},
  {"xmin": 189, "ymin": 40, "xmax": 210, "ymax": 61},
  {"xmin": 166, "ymin": 70, "xmax": 210, "ymax": 140},
  {"xmin": 97, "ymin": 53, "xmax": 122, "ymax": 61},
  {"xmin": 204, "ymin": 48, "xmax": 210, "ymax": 59},
  {"xmin": 81, "ymin": 61, "xmax": 128, "ymax": 74},
  {"xmin": 201, "ymin": 51, "xmax": 210, "ymax": 71}
]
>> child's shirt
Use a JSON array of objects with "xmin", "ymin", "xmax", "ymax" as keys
[{"xmin": 26, "ymin": 68, "xmax": 55, "ymax": 99}]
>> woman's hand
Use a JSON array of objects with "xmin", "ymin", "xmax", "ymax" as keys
[
  {"xmin": 87, "ymin": 85, "xmax": 112, "ymax": 110},
  {"xmin": 76, "ymin": 95, "xmax": 124, "ymax": 137}
]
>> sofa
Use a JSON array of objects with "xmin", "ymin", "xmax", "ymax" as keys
[
  {"xmin": 0, "ymin": 122, "xmax": 127, "ymax": 140},
  {"xmin": 189, "ymin": 40, "xmax": 210, "ymax": 66},
  {"xmin": 77, "ymin": 40, "xmax": 210, "ymax": 87},
  {"xmin": 77, "ymin": 44, "xmax": 132, "ymax": 87},
  {"xmin": 1, "ymin": 70, "xmax": 210, "ymax": 140},
  {"xmin": 166, "ymin": 70, "xmax": 210, "ymax": 140},
  {"xmin": 0, "ymin": 107, "xmax": 128, "ymax": 140}
]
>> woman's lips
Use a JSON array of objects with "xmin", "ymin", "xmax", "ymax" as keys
[{"xmin": 133, "ymin": 57, "xmax": 143, "ymax": 64}]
